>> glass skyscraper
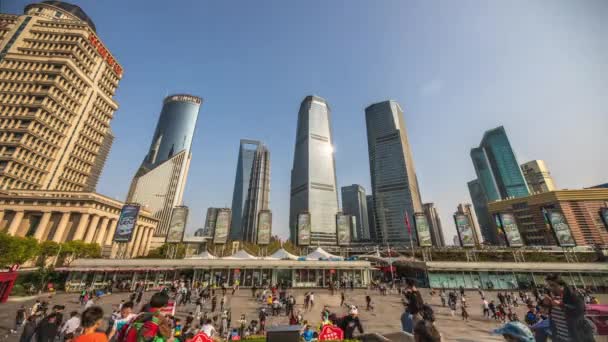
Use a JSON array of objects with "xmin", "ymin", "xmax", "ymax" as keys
[
  {"xmin": 230, "ymin": 140, "xmax": 270, "ymax": 242},
  {"xmin": 127, "ymin": 95, "xmax": 202, "ymax": 248},
  {"xmin": 289, "ymin": 95, "xmax": 339, "ymax": 245},
  {"xmin": 341, "ymin": 184, "xmax": 370, "ymax": 241},
  {"xmin": 365, "ymin": 100, "xmax": 423, "ymax": 244},
  {"xmin": 469, "ymin": 126, "xmax": 529, "ymax": 244}
]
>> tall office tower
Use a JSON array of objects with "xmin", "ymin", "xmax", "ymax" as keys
[
  {"xmin": 422, "ymin": 203, "xmax": 445, "ymax": 247},
  {"xmin": 84, "ymin": 127, "xmax": 113, "ymax": 191},
  {"xmin": 0, "ymin": 1, "xmax": 123, "ymax": 191},
  {"xmin": 341, "ymin": 184, "xmax": 370, "ymax": 241},
  {"xmin": 230, "ymin": 140, "xmax": 270, "ymax": 242},
  {"xmin": 289, "ymin": 95, "xmax": 340, "ymax": 245},
  {"xmin": 456, "ymin": 203, "xmax": 482, "ymax": 245},
  {"xmin": 127, "ymin": 94, "xmax": 202, "ymax": 248},
  {"xmin": 469, "ymin": 126, "xmax": 529, "ymax": 244},
  {"xmin": 521, "ymin": 160, "xmax": 556, "ymax": 194},
  {"xmin": 365, "ymin": 100, "xmax": 423, "ymax": 244},
  {"xmin": 366, "ymin": 195, "xmax": 377, "ymax": 242}
]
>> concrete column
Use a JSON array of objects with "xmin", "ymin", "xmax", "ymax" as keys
[
  {"xmin": 136, "ymin": 227, "xmax": 147, "ymax": 257},
  {"xmin": 73, "ymin": 213, "xmax": 90, "ymax": 240},
  {"xmin": 143, "ymin": 228, "xmax": 154, "ymax": 256},
  {"xmin": 52, "ymin": 212, "xmax": 71, "ymax": 242},
  {"xmin": 0, "ymin": 211, "xmax": 5, "ymax": 228},
  {"xmin": 126, "ymin": 225, "xmax": 140, "ymax": 257},
  {"xmin": 131, "ymin": 226, "xmax": 145, "ymax": 258},
  {"xmin": 138, "ymin": 227, "xmax": 151, "ymax": 257},
  {"xmin": 95, "ymin": 217, "xmax": 110, "ymax": 245},
  {"xmin": 104, "ymin": 219, "xmax": 118, "ymax": 245},
  {"xmin": 7, "ymin": 211, "xmax": 25, "ymax": 235},
  {"xmin": 83, "ymin": 215, "xmax": 100, "ymax": 243},
  {"xmin": 33, "ymin": 211, "xmax": 53, "ymax": 241}
]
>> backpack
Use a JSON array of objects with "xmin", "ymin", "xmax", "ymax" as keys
[{"xmin": 120, "ymin": 312, "xmax": 166, "ymax": 342}]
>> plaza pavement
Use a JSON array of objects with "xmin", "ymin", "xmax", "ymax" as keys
[{"xmin": 1, "ymin": 288, "xmax": 605, "ymax": 341}]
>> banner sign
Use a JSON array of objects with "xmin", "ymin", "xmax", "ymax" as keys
[
  {"xmin": 414, "ymin": 212, "xmax": 433, "ymax": 247},
  {"xmin": 113, "ymin": 204, "xmax": 140, "ymax": 242},
  {"xmin": 257, "ymin": 210, "xmax": 272, "ymax": 245},
  {"xmin": 297, "ymin": 212, "xmax": 311, "ymax": 246},
  {"xmin": 546, "ymin": 209, "xmax": 576, "ymax": 247},
  {"xmin": 213, "ymin": 209, "xmax": 231, "ymax": 244},
  {"xmin": 319, "ymin": 325, "xmax": 344, "ymax": 341},
  {"xmin": 204, "ymin": 208, "xmax": 219, "ymax": 237},
  {"xmin": 498, "ymin": 213, "xmax": 524, "ymax": 247},
  {"xmin": 166, "ymin": 206, "xmax": 188, "ymax": 243},
  {"xmin": 336, "ymin": 213, "xmax": 351, "ymax": 246},
  {"xmin": 454, "ymin": 213, "xmax": 475, "ymax": 247}
]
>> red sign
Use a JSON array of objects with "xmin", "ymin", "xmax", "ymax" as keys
[
  {"xmin": 319, "ymin": 325, "xmax": 344, "ymax": 341},
  {"xmin": 9, "ymin": 264, "xmax": 19, "ymax": 272},
  {"xmin": 159, "ymin": 300, "xmax": 175, "ymax": 316},
  {"xmin": 88, "ymin": 33, "xmax": 123, "ymax": 77},
  {"xmin": 330, "ymin": 269, "xmax": 335, "ymax": 274},
  {"xmin": 190, "ymin": 332, "xmax": 213, "ymax": 342},
  {"xmin": 586, "ymin": 304, "xmax": 608, "ymax": 335}
]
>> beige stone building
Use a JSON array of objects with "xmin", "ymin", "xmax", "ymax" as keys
[
  {"xmin": 0, "ymin": 1, "xmax": 122, "ymax": 192},
  {"xmin": 521, "ymin": 160, "xmax": 556, "ymax": 194},
  {"xmin": 0, "ymin": 189, "xmax": 158, "ymax": 258}
]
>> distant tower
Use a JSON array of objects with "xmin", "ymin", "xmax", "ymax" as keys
[
  {"xmin": 230, "ymin": 140, "xmax": 270, "ymax": 242},
  {"xmin": 469, "ymin": 126, "xmax": 528, "ymax": 245},
  {"xmin": 289, "ymin": 95, "xmax": 340, "ymax": 245},
  {"xmin": 366, "ymin": 195, "xmax": 378, "ymax": 242},
  {"xmin": 366, "ymin": 100, "xmax": 423, "ymax": 244},
  {"xmin": 422, "ymin": 203, "xmax": 445, "ymax": 247},
  {"xmin": 341, "ymin": 185, "xmax": 371, "ymax": 241},
  {"xmin": 127, "ymin": 94, "xmax": 202, "ymax": 249},
  {"xmin": 521, "ymin": 160, "xmax": 556, "ymax": 194}
]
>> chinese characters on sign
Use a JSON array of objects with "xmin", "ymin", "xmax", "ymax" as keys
[{"xmin": 88, "ymin": 33, "xmax": 123, "ymax": 76}]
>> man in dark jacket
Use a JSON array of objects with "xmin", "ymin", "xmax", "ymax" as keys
[
  {"xmin": 340, "ymin": 307, "xmax": 364, "ymax": 339},
  {"xmin": 34, "ymin": 312, "xmax": 61, "ymax": 342},
  {"xmin": 544, "ymin": 273, "xmax": 595, "ymax": 342}
]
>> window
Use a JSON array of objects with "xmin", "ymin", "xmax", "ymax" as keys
[{"xmin": 55, "ymin": 11, "xmax": 62, "ymax": 18}]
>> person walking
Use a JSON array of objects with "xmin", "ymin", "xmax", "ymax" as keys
[
  {"xmin": 59, "ymin": 311, "xmax": 81, "ymax": 340},
  {"xmin": 413, "ymin": 305, "xmax": 441, "ymax": 342},
  {"xmin": 19, "ymin": 315, "xmax": 38, "ymax": 342},
  {"xmin": 340, "ymin": 307, "xmax": 364, "ymax": 339},
  {"xmin": 211, "ymin": 296, "xmax": 218, "ymax": 312},
  {"xmin": 402, "ymin": 279, "xmax": 424, "ymax": 333},
  {"xmin": 12, "ymin": 305, "xmax": 27, "ymax": 334},
  {"xmin": 340, "ymin": 291, "xmax": 346, "ymax": 307},
  {"xmin": 483, "ymin": 298, "xmax": 490, "ymax": 318}
]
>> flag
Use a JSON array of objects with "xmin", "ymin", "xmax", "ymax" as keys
[{"xmin": 404, "ymin": 211, "xmax": 411, "ymax": 236}]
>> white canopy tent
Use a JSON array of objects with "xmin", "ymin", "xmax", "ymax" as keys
[
  {"xmin": 267, "ymin": 248, "xmax": 299, "ymax": 260},
  {"xmin": 223, "ymin": 250, "xmax": 259, "ymax": 260},
  {"xmin": 305, "ymin": 247, "xmax": 343, "ymax": 260},
  {"xmin": 189, "ymin": 251, "xmax": 217, "ymax": 260}
]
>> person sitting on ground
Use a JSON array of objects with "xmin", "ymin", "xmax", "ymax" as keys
[
  {"xmin": 492, "ymin": 321, "xmax": 535, "ymax": 342},
  {"xmin": 74, "ymin": 306, "xmax": 108, "ymax": 342},
  {"xmin": 413, "ymin": 304, "xmax": 441, "ymax": 342}
]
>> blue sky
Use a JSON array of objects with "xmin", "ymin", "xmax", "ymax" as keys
[{"xmin": 6, "ymin": 0, "xmax": 607, "ymax": 242}]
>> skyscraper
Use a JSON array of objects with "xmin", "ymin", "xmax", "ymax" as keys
[
  {"xmin": 365, "ymin": 100, "xmax": 423, "ymax": 244},
  {"xmin": 289, "ymin": 95, "xmax": 339, "ymax": 245},
  {"xmin": 0, "ymin": 1, "xmax": 123, "ymax": 191},
  {"xmin": 366, "ymin": 195, "xmax": 377, "ymax": 242},
  {"xmin": 341, "ymin": 184, "xmax": 370, "ymax": 241},
  {"xmin": 469, "ymin": 126, "xmax": 529, "ymax": 244},
  {"xmin": 521, "ymin": 160, "xmax": 556, "ymax": 194},
  {"xmin": 456, "ymin": 203, "xmax": 482, "ymax": 245},
  {"xmin": 127, "ymin": 94, "xmax": 202, "ymax": 248},
  {"xmin": 230, "ymin": 140, "xmax": 270, "ymax": 242},
  {"xmin": 422, "ymin": 203, "xmax": 445, "ymax": 247}
]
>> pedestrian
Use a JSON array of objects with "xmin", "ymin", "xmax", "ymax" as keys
[
  {"xmin": 492, "ymin": 321, "xmax": 535, "ymax": 342},
  {"xmin": 20, "ymin": 315, "xmax": 38, "ymax": 342},
  {"xmin": 544, "ymin": 273, "xmax": 595, "ymax": 342},
  {"xmin": 73, "ymin": 306, "xmax": 107, "ymax": 342},
  {"xmin": 304, "ymin": 292, "xmax": 310, "ymax": 310},
  {"xmin": 309, "ymin": 291, "xmax": 315, "ymax": 309},
  {"xmin": 59, "ymin": 311, "xmax": 81, "ymax": 340},
  {"xmin": 135, "ymin": 290, "xmax": 143, "ymax": 305},
  {"xmin": 482, "ymin": 298, "xmax": 490, "ymax": 318},
  {"xmin": 461, "ymin": 301, "xmax": 469, "ymax": 321},
  {"xmin": 413, "ymin": 304, "xmax": 441, "ymax": 342},
  {"xmin": 258, "ymin": 308, "xmax": 267, "ymax": 333},
  {"xmin": 439, "ymin": 290, "xmax": 446, "ymax": 307},
  {"xmin": 340, "ymin": 306, "xmax": 364, "ymax": 339},
  {"xmin": 340, "ymin": 291, "xmax": 345, "ymax": 307},
  {"xmin": 211, "ymin": 296, "xmax": 217, "ymax": 312},
  {"xmin": 220, "ymin": 295, "xmax": 226, "ymax": 312},
  {"xmin": 12, "ymin": 305, "xmax": 27, "ymax": 334},
  {"xmin": 200, "ymin": 318, "xmax": 217, "ymax": 337},
  {"xmin": 35, "ymin": 309, "xmax": 62, "ymax": 342},
  {"xmin": 489, "ymin": 300, "xmax": 497, "ymax": 320},
  {"xmin": 108, "ymin": 301, "xmax": 135, "ymax": 340},
  {"xmin": 402, "ymin": 279, "xmax": 424, "ymax": 333},
  {"xmin": 301, "ymin": 324, "xmax": 315, "ymax": 342},
  {"xmin": 365, "ymin": 294, "xmax": 373, "ymax": 311},
  {"xmin": 121, "ymin": 292, "xmax": 173, "ymax": 342}
]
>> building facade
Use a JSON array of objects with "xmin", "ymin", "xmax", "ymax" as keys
[
  {"xmin": 127, "ymin": 95, "xmax": 201, "ymax": 248},
  {"xmin": 341, "ymin": 184, "xmax": 370, "ymax": 241},
  {"xmin": 0, "ymin": 189, "xmax": 158, "ymax": 258},
  {"xmin": 456, "ymin": 203, "xmax": 482, "ymax": 245},
  {"xmin": 521, "ymin": 160, "xmax": 556, "ymax": 194},
  {"xmin": 289, "ymin": 95, "xmax": 340, "ymax": 245},
  {"xmin": 0, "ymin": 1, "xmax": 123, "ymax": 192},
  {"xmin": 488, "ymin": 189, "xmax": 608, "ymax": 247},
  {"xmin": 469, "ymin": 126, "xmax": 529, "ymax": 245},
  {"xmin": 203, "ymin": 207, "xmax": 220, "ymax": 238},
  {"xmin": 366, "ymin": 195, "xmax": 377, "ymax": 242},
  {"xmin": 365, "ymin": 100, "xmax": 423, "ymax": 244},
  {"xmin": 422, "ymin": 203, "xmax": 445, "ymax": 247},
  {"xmin": 230, "ymin": 140, "xmax": 270, "ymax": 242}
]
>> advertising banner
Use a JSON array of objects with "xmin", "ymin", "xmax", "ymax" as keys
[
  {"xmin": 601, "ymin": 208, "xmax": 608, "ymax": 231},
  {"xmin": 113, "ymin": 204, "xmax": 140, "ymax": 242},
  {"xmin": 336, "ymin": 213, "xmax": 351, "ymax": 246},
  {"xmin": 499, "ymin": 213, "xmax": 524, "ymax": 247},
  {"xmin": 257, "ymin": 210, "xmax": 272, "ymax": 245},
  {"xmin": 166, "ymin": 206, "xmax": 188, "ymax": 243},
  {"xmin": 414, "ymin": 212, "xmax": 433, "ymax": 247},
  {"xmin": 454, "ymin": 214, "xmax": 475, "ymax": 247},
  {"xmin": 213, "ymin": 209, "xmax": 231, "ymax": 244},
  {"xmin": 546, "ymin": 209, "xmax": 576, "ymax": 247},
  {"xmin": 297, "ymin": 212, "xmax": 311, "ymax": 246},
  {"xmin": 204, "ymin": 208, "xmax": 219, "ymax": 237}
]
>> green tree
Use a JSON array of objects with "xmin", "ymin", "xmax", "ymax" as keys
[
  {"xmin": 36, "ymin": 241, "xmax": 61, "ymax": 266},
  {"xmin": 0, "ymin": 232, "xmax": 40, "ymax": 268},
  {"xmin": 60, "ymin": 241, "xmax": 101, "ymax": 265}
]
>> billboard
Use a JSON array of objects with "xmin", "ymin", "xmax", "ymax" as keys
[
  {"xmin": 213, "ymin": 209, "xmax": 231, "ymax": 244},
  {"xmin": 204, "ymin": 208, "xmax": 219, "ymax": 237},
  {"xmin": 297, "ymin": 212, "xmax": 311, "ymax": 246},
  {"xmin": 546, "ymin": 209, "xmax": 576, "ymax": 247},
  {"xmin": 166, "ymin": 206, "xmax": 188, "ymax": 243},
  {"xmin": 498, "ymin": 213, "xmax": 524, "ymax": 247},
  {"xmin": 113, "ymin": 204, "xmax": 140, "ymax": 242},
  {"xmin": 414, "ymin": 213, "xmax": 433, "ymax": 247},
  {"xmin": 336, "ymin": 213, "xmax": 351, "ymax": 246},
  {"xmin": 600, "ymin": 208, "xmax": 608, "ymax": 231},
  {"xmin": 257, "ymin": 210, "xmax": 272, "ymax": 245},
  {"xmin": 454, "ymin": 213, "xmax": 475, "ymax": 247}
]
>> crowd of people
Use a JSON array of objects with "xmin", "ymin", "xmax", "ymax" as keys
[{"xmin": 8, "ymin": 273, "xmax": 599, "ymax": 342}]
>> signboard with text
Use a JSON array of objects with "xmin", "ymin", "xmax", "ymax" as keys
[
  {"xmin": 454, "ymin": 213, "xmax": 475, "ymax": 247},
  {"xmin": 297, "ymin": 212, "xmax": 311, "ymax": 246},
  {"xmin": 414, "ymin": 212, "xmax": 433, "ymax": 247},
  {"xmin": 113, "ymin": 204, "xmax": 140, "ymax": 242},
  {"xmin": 257, "ymin": 210, "xmax": 272, "ymax": 245},
  {"xmin": 546, "ymin": 209, "xmax": 576, "ymax": 247},
  {"xmin": 498, "ymin": 213, "xmax": 524, "ymax": 247},
  {"xmin": 213, "ymin": 209, "xmax": 231, "ymax": 244},
  {"xmin": 166, "ymin": 206, "xmax": 188, "ymax": 243},
  {"xmin": 336, "ymin": 213, "xmax": 351, "ymax": 246}
]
